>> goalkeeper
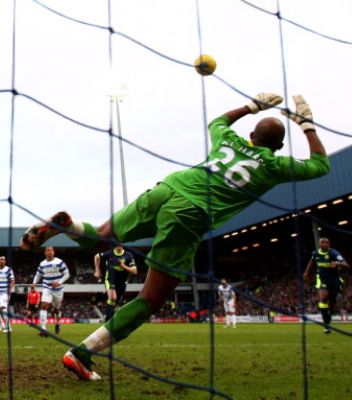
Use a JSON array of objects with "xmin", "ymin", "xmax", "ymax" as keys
[{"xmin": 21, "ymin": 93, "xmax": 330, "ymax": 380}]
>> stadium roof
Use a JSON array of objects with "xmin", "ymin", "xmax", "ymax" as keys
[{"xmin": 1, "ymin": 145, "xmax": 351, "ymax": 248}]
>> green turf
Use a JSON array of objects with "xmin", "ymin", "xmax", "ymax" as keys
[{"xmin": 1, "ymin": 323, "xmax": 351, "ymax": 400}]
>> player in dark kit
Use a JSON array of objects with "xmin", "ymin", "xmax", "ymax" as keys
[
  {"xmin": 94, "ymin": 245, "xmax": 137, "ymax": 322},
  {"xmin": 304, "ymin": 237, "xmax": 350, "ymax": 333}
]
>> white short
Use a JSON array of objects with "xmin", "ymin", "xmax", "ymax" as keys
[
  {"xmin": 0, "ymin": 292, "xmax": 9, "ymax": 309},
  {"xmin": 223, "ymin": 300, "xmax": 235, "ymax": 313},
  {"xmin": 41, "ymin": 288, "xmax": 64, "ymax": 309}
]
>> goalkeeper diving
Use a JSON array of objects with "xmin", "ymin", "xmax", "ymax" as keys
[{"xmin": 21, "ymin": 93, "xmax": 330, "ymax": 380}]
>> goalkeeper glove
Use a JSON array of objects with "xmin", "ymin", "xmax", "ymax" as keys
[
  {"xmin": 281, "ymin": 95, "xmax": 315, "ymax": 132},
  {"xmin": 246, "ymin": 92, "xmax": 283, "ymax": 114}
]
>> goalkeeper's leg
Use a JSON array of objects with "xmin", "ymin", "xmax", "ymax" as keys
[
  {"xmin": 20, "ymin": 212, "xmax": 113, "ymax": 251},
  {"xmin": 63, "ymin": 268, "xmax": 180, "ymax": 380}
]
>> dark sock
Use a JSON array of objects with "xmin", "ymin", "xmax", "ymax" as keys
[
  {"xmin": 105, "ymin": 303, "xmax": 116, "ymax": 322},
  {"xmin": 319, "ymin": 302, "xmax": 330, "ymax": 325}
]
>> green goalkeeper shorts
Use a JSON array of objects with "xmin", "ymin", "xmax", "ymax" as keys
[{"xmin": 112, "ymin": 183, "xmax": 209, "ymax": 281}]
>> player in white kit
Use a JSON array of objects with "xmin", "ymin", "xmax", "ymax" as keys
[
  {"xmin": 218, "ymin": 279, "xmax": 236, "ymax": 328},
  {"xmin": 33, "ymin": 247, "xmax": 70, "ymax": 336},
  {"xmin": 0, "ymin": 255, "xmax": 15, "ymax": 333}
]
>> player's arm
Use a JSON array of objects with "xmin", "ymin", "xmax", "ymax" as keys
[
  {"xmin": 51, "ymin": 263, "xmax": 70, "ymax": 288},
  {"xmin": 276, "ymin": 96, "xmax": 330, "ymax": 181},
  {"xmin": 9, "ymin": 278, "xmax": 15, "ymax": 296},
  {"xmin": 94, "ymin": 253, "xmax": 102, "ymax": 279},
  {"xmin": 224, "ymin": 92, "xmax": 283, "ymax": 125},
  {"xmin": 331, "ymin": 260, "xmax": 350, "ymax": 269},
  {"xmin": 303, "ymin": 259, "xmax": 315, "ymax": 281},
  {"xmin": 208, "ymin": 93, "xmax": 283, "ymax": 146},
  {"xmin": 57, "ymin": 263, "xmax": 70, "ymax": 285},
  {"xmin": 222, "ymin": 106, "xmax": 251, "ymax": 126},
  {"xmin": 330, "ymin": 253, "xmax": 350, "ymax": 270},
  {"xmin": 304, "ymin": 130, "xmax": 326, "ymax": 156},
  {"xmin": 282, "ymin": 95, "xmax": 326, "ymax": 156},
  {"xmin": 36, "ymin": 292, "xmax": 41, "ymax": 307},
  {"xmin": 338, "ymin": 260, "xmax": 350, "ymax": 269},
  {"xmin": 120, "ymin": 260, "xmax": 137, "ymax": 275},
  {"xmin": 32, "ymin": 273, "xmax": 41, "ymax": 286}
]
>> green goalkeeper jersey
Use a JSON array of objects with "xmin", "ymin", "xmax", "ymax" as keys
[{"xmin": 163, "ymin": 115, "xmax": 330, "ymax": 228}]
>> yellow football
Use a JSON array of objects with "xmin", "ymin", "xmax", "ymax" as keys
[{"xmin": 194, "ymin": 54, "xmax": 217, "ymax": 76}]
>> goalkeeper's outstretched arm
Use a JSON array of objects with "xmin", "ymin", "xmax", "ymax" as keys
[
  {"xmin": 282, "ymin": 95, "xmax": 326, "ymax": 156},
  {"xmin": 223, "ymin": 92, "xmax": 283, "ymax": 125},
  {"xmin": 304, "ymin": 129, "xmax": 326, "ymax": 156}
]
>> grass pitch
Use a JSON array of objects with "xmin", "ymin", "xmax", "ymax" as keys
[{"xmin": 1, "ymin": 322, "xmax": 351, "ymax": 400}]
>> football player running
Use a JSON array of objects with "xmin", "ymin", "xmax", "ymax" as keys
[
  {"xmin": 33, "ymin": 247, "xmax": 70, "ymax": 336},
  {"xmin": 94, "ymin": 244, "xmax": 137, "ymax": 322},
  {"xmin": 304, "ymin": 237, "xmax": 350, "ymax": 333}
]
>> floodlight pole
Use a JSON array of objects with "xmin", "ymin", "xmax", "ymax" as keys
[{"xmin": 112, "ymin": 94, "xmax": 128, "ymax": 207}]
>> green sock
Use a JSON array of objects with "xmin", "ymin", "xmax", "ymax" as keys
[
  {"xmin": 73, "ymin": 297, "xmax": 151, "ymax": 363},
  {"xmin": 105, "ymin": 297, "xmax": 152, "ymax": 343},
  {"xmin": 74, "ymin": 222, "xmax": 100, "ymax": 250}
]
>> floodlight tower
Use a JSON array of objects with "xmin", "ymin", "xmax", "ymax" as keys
[{"xmin": 110, "ymin": 82, "xmax": 128, "ymax": 207}]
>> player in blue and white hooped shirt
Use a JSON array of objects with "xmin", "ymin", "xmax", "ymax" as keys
[
  {"xmin": 218, "ymin": 279, "xmax": 236, "ymax": 328},
  {"xmin": 0, "ymin": 255, "xmax": 15, "ymax": 333},
  {"xmin": 33, "ymin": 247, "xmax": 70, "ymax": 336}
]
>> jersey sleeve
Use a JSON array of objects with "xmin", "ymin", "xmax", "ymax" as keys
[
  {"xmin": 126, "ymin": 252, "xmax": 136, "ymax": 267},
  {"xmin": 208, "ymin": 116, "xmax": 239, "ymax": 148},
  {"xmin": 99, "ymin": 251, "xmax": 109, "ymax": 261},
  {"xmin": 271, "ymin": 153, "xmax": 330, "ymax": 182},
  {"xmin": 33, "ymin": 270, "xmax": 43, "ymax": 284},
  {"xmin": 59, "ymin": 261, "xmax": 69, "ymax": 273},
  {"xmin": 8, "ymin": 268, "xmax": 15, "ymax": 281},
  {"xmin": 331, "ymin": 249, "xmax": 345, "ymax": 263},
  {"xmin": 37, "ymin": 265, "xmax": 44, "ymax": 276}
]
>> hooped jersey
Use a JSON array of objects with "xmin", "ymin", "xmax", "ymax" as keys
[
  {"xmin": 34, "ymin": 257, "xmax": 69, "ymax": 291},
  {"xmin": 311, "ymin": 248, "xmax": 345, "ymax": 282},
  {"xmin": 0, "ymin": 266, "xmax": 15, "ymax": 293},
  {"xmin": 218, "ymin": 284, "xmax": 235, "ymax": 302},
  {"xmin": 163, "ymin": 115, "xmax": 330, "ymax": 228}
]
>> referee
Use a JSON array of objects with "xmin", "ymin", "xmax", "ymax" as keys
[{"xmin": 26, "ymin": 284, "xmax": 41, "ymax": 324}]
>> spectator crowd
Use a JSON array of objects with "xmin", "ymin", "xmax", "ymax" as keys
[{"xmin": 4, "ymin": 244, "xmax": 352, "ymax": 321}]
